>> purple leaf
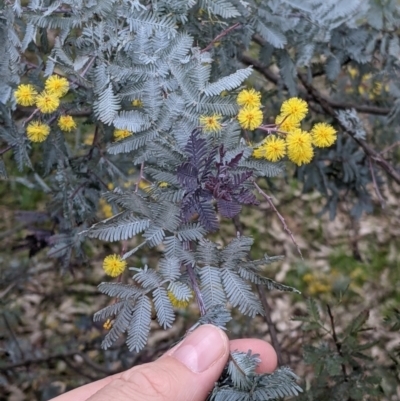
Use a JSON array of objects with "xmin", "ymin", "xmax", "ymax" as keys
[
  {"xmin": 217, "ymin": 199, "xmax": 242, "ymax": 218},
  {"xmin": 177, "ymin": 162, "xmax": 198, "ymax": 190}
]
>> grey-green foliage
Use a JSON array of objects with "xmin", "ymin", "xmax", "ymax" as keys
[
  {"xmin": 209, "ymin": 351, "xmax": 303, "ymax": 401},
  {"xmin": 1, "ymin": 0, "xmax": 397, "ymax": 225},
  {"xmin": 2, "ymin": 0, "xmax": 400, "ymax": 399},
  {"xmin": 293, "ymin": 299, "xmax": 385, "ymax": 401}
]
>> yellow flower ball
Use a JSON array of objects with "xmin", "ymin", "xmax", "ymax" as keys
[
  {"xmin": 103, "ymin": 254, "xmax": 126, "ymax": 277},
  {"xmin": 14, "ymin": 84, "xmax": 38, "ymax": 106},
  {"xmin": 199, "ymin": 114, "xmax": 222, "ymax": 132},
  {"xmin": 286, "ymin": 129, "xmax": 314, "ymax": 166},
  {"xmin": 275, "ymin": 114, "xmax": 300, "ymax": 133},
  {"xmin": 113, "ymin": 129, "xmax": 132, "ymax": 141},
  {"xmin": 238, "ymin": 107, "xmax": 263, "ymax": 130},
  {"xmin": 280, "ymin": 97, "xmax": 308, "ymax": 124},
  {"xmin": 45, "ymin": 75, "xmax": 69, "ymax": 98},
  {"xmin": 58, "ymin": 115, "xmax": 77, "ymax": 132},
  {"xmin": 26, "ymin": 121, "xmax": 51, "ymax": 142},
  {"xmin": 262, "ymin": 136, "xmax": 286, "ymax": 162},
  {"xmin": 36, "ymin": 91, "xmax": 60, "ymax": 114},
  {"xmin": 311, "ymin": 123, "xmax": 337, "ymax": 148},
  {"xmin": 237, "ymin": 88, "xmax": 262, "ymax": 108}
]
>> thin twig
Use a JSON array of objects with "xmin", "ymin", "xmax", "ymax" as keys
[
  {"xmin": 368, "ymin": 158, "xmax": 385, "ymax": 209},
  {"xmin": 232, "ymin": 216, "xmax": 284, "ymax": 365},
  {"xmin": 380, "ymin": 140, "xmax": 400, "ymax": 155},
  {"xmin": 201, "ymin": 22, "xmax": 241, "ymax": 53},
  {"xmin": 186, "ymin": 263, "xmax": 206, "ymax": 316},
  {"xmin": 69, "ymin": 180, "xmax": 87, "ymax": 200},
  {"xmin": 90, "ymin": 170, "xmax": 108, "ymax": 191},
  {"xmin": 23, "ymin": 108, "xmax": 39, "ymax": 126},
  {"xmin": 80, "ymin": 56, "xmax": 96, "ymax": 78},
  {"xmin": 254, "ymin": 182, "xmax": 303, "ymax": 259},
  {"xmin": 257, "ymin": 285, "xmax": 284, "ymax": 366},
  {"xmin": 2, "ymin": 313, "xmax": 25, "ymax": 361},
  {"xmin": 135, "ymin": 162, "xmax": 145, "ymax": 192},
  {"xmin": 326, "ymin": 305, "xmax": 349, "ymax": 384},
  {"xmin": 0, "ymin": 145, "xmax": 13, "ymax": 156}
]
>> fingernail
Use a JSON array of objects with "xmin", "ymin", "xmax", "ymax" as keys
[{"xmin": 171, "ymin": 325, "xmax": 227, "ymax": 373}]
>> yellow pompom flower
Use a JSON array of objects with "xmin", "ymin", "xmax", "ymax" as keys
[
  {"xmin": 26, "ymin": 121, "xmax": 51, "ymax": 142},
  {"xmin": 113, "ymin": 129, "xmax": 132, "ymax": 141},
  {"xmin": 45, "ymin": 75, "xmax": 69, "ymax": 97},
  {"xmin": 275, "ymin": 114, "xmax": 300, "ymax": 133},
  {"xmin": 158, "ymin": 182, "xmax": 169, "ymax": 188},
  {"xmin": 280, "ymin": 97, "xmax": 308, "ymax": 123},
  {"xmin": 131, "ymin": 99, "xmax": 143, "ymax": 107},
  {"xmin": 238, "ymin": 107, "xmax": 263, "ymax": 130},
  {"xmin": 167, "ymin": 290, "xmax": 193, "ymax": 308},
  {"xmin": 262, "ymin": 136, "xmax": 286, "ymax": 162},
  {"xmin": 103, "ymin": 254, "xmax": 127, "ymax": 277},
  {"xmin": 237, "ymin": 89, "xmax": 262, "ymax": 108},
  {"xmin": 199, "ymin": 114, "xmax": 222, "ymax": 132},
  {"xmin": 36, "ymin": 91, "xmax": 60, "ymax": 113},
  {"xmin": 58, "ymin": 115, "xmax": 77, "ymax": 132},
  {"xmin": 14, "ymin": 84, "xmax": 38, "ymax": 106},
  {"xmin": 311, "ymin": 122, "xmax": 337, "ymax": 148},
  {"xmin": 286, "ymin": 129, "xmax": 314, "ymax": 166}
]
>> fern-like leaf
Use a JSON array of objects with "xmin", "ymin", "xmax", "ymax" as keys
[
  {"xmin": 203, "ymin": 67, "xmax": 253, "ymax": 96},
  {"xmin": 126, "ymin": 295, "xmax": 152, "ymax": 352},
  {"xmin": 93, "ymin": 83, "xmax": 121, "ymax": 125},
  {"xmin": 153, "ymin": 286, "xmax": 175, "ymax": 329}
]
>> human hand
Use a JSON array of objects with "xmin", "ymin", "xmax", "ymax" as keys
[{"xmin": 51, "ymin": 325, "xmax": 277, "ymax": 401}]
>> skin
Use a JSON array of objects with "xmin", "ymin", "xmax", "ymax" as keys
[{"xmin": 51, "ymin": 325, "xmax": 278, "ymax": 401}]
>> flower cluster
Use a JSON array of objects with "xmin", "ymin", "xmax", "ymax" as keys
[
  {"xmin": 103, "ymin": 254, "xmax": 127, "ymax": 277},
  {"xmin": 14, "ymin": 75, "xmax": 76, "ymax": 143},
  {"xmin": 237, "ymin": 89, "xmax": 263, "ymax": 130},
  {"xmin": 253, "ymin": 97, "xmax": 337, "ymax": 166}
]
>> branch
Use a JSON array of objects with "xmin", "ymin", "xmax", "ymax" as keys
[
  {"xmin": 297, "ymin": 73, "xmax": 400, "ymax": 185},
  {"xmin": 326, "ymin": 304, "xmax": 350, "ymax": 388},
  {"xmin": 380, "ymin": 140, "xmax": 400, "ymax": 155},
  {"xmin": 254, "ymin": 182, "xmax": 303, "ymax": 259},
  {"xmin": 0, "ymin": 145, "xmax": 13, "ymax": 156},
  {"xmin": 239, "ymin": 53, "xmax": 390, "ymax": 116},
  {"xmin": 368, "ymin": 158, "xmax": 385, "ymax": 209},
  {"xmin": 135, "ymin": 162, "xmax": 145, "ymax": 192},
  {"xmin": 186, "ymin": 262, "xmax": 206, "ymax": 316},
  {"xmin": 257, "ymin": 285, "xmax": 284, "ymax": 366},
  {"xmin": 201, "ymin": 23, "xmax": 241, "ymax": 53},
  {"xmin": 232, "ymin": 216, "xmax": 284, "ymax": 365}
]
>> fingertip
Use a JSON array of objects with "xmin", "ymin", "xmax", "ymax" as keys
[{"xmin": 229, "ymin": 338, "xmax": 278, "ymax": 373}]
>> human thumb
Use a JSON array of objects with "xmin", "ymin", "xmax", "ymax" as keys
[{"xmin": 86, "ymin": 325, "xmax": 230, "ymax": 401}]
